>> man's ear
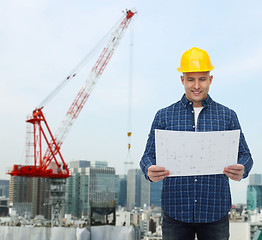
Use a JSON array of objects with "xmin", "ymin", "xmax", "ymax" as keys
[
  {"xmin": 181, "ymin": 75, "xmax": 184, "ymax": 85},
  {"xmin": 209, "ymin": 75, "xmax": 213, "ymax": 85}
]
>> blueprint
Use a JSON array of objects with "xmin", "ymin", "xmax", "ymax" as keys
[{"xmin": 155, "ymin": 129, "xmax": 240, "ymax": 176}]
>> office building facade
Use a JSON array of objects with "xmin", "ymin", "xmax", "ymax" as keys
[
  {"xmin": 116, "ymin": 174, "xmax": 127, "ymax": 207},
  {"xmin": 9, "ymin": 176, "xmax": 51, "ymax": 219},
  {"xmin": 65, "ymin": 160, "xmax": 117, "ymax": 218},
  {"xmin": 247, "ymin": 174, "xmax": 262, "ymax": 210},
  {"xmin": 126, "ymin": 169, "xmax": 150, "ymax": 211},
  {"xmin": 150, "ymin": 181, "xmax": 162, "ymax": 207}
]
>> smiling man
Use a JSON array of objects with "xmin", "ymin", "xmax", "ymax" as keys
[
  {"xmin": 140, "ymin": 47, "xmax": 253, "ymax": 240},
  {"xmin": 182, "ymin": 71, "xmax": 213, "ymax": 107}
]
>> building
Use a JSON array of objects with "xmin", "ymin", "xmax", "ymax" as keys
[
  {"xmin": 116, "ymin": 174, "xmax": 127, "ymax": 207},
  {"xmin": 126, "ymin": 169, "xmax": 150, "ymax": 211},
  {"xmin": 229, "ymin": 222, "xmax": 250, "ymax": 240},
  {"xmin": 65, "ymin": 160, "xmax": 117, "ymax": 220},
  {"xmin": 0, "ymin": 196, "xmax": 9, "ymax": 217},
  {"xmin": 9, "ymin": 176, "xmax": 51, "ymax": 219},
  {"xmin": 247, "ymin": 185, "xmax": 262, "ymax": 210},
  {"xmin": 247, "ymin": 174, "xmax": 262, "ymax": 210},
  {"xmin": 249, "ymin": 174, "xmax": 262, "ymax": 185},
  {"xmin": 0, "ymin": 180, "xmax": 9, "ymax": 218},
  {"xmin": 70, "ymin": 160, "xmax": 90, "ymax": 169},
  {"xmin": 150, "ymin": 181, "xmax": 162, "ymax": 207},
  {"xmin": 0, "ymin": 180, "xmax": 9, "ymax": 197}
]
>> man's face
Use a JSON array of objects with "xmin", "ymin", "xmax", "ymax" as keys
[{"xmin": 181, "ymin": 72, "xmax": 213, "ymax": 107}]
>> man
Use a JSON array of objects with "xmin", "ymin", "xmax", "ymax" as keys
[{"xmin": 140, "ymin": 47, "xmax": 253, "ymax": 240}]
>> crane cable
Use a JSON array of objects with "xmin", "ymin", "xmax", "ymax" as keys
[
  {"xmin": 127, "ymin": 20, "xmax": 134, "ymax": 151},
  {"xmin": 38, "ymin": 15, "xmax": 124, "ymax": 108},
  {"xmin": 125, "ymin": 17, "xmax": 135, "ymax": 171}
]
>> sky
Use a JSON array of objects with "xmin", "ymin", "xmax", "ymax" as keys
[{"xmin": 0, "ymin": 0, "xmax": 262, "ymax": 204}]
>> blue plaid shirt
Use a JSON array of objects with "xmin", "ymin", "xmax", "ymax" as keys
[{"xmin": 140, "ymin": 94, "xmax": 253, "ymax": 223}]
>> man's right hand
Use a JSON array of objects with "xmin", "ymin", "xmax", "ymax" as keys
[{"xmin": 148, "ymin": 165, "xmax": 169, "ymax": 182}]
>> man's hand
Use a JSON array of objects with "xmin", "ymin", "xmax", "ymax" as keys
[
  {"xmin": 148, "ymin": 165, "xmax": 169, "ymax": 182},
  {"xmin": 223, "ymin": 164, "xmax": 244, "ymax": 181}
]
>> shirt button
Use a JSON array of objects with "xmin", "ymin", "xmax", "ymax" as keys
[
  {"xmin": 193, "ymin": 126, "xmax": 195, "ymax": 128},
  {"xmin": 195, "ymin": 179, "xmax": 198, "ymax": 182},
  {"xmin": 192, "ymin": 111, "xmax": 194, "ymax": 113},
  {"xmin": 189, "ymin": 102, "xmax": 192, "ymax": 105},
  {"xmin": 195, "ymin": 200, "xmax": 197, "ymax": 203}
]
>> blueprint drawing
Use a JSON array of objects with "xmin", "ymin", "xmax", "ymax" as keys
[{"xmin": 155, "ymin": 129, "xmax": 240, "ymax": 176}]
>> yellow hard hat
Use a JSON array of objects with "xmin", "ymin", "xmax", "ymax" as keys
[{"xmin": 177, "ymin": 47, "xmax": 214, "ymax": 73}]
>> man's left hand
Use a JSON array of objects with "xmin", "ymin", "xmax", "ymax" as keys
[{"xmin": 223, "ymin": 164, "xmax": 244, "ymax": 181}]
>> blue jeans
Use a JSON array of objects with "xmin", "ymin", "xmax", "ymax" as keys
[{"xmin": 162, "ymin": 212, "xmax": 229, "ymax": 240}]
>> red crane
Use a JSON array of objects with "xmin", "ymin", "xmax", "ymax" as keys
[{"xmin": 8, "ymin": 10, "xmax": 136, "ymax": 179}]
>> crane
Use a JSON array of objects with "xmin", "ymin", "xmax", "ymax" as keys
[{"xmin": 8, "ymin": 10, "xmax": 136, "ymax": 179}]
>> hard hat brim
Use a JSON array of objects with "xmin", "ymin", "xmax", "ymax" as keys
[{"xmin": 177, "ymin": 66, "xmax": 214, "ymax": 73}]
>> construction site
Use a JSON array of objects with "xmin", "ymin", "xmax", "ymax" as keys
[
  {"xmin": 2, "ymin": 9, "xmax": 141, "ymax": 240},
  {"xmin": 1, "ymin": 1, "xmax": 262, "ymax": 240}
]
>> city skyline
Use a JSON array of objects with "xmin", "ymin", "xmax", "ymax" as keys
[
  {"xmin": 2, "ymin": 170, "xmax": 262, "ymax": 239},
  {"xmin": 6, "ymin": 160, "xmax": 161, "ymax": 221},
  {"xmin": 1, "ymin": 1, "xmax": 262, "ymax": 205},
  {"xmin": 3, "ymin": 162, "xmax": 262, "ymax": 207}
]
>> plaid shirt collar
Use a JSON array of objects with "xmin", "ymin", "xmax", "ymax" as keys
[{"xmin": 180, "ymin": 94, "xmax": 213, "ymax": 109}]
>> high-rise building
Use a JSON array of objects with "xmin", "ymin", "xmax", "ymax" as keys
[
  {"xmin": 65, "ymin": 160, "xmax": 117, "ymax": 218},
  {"xmin": 9, "ymin": 176, "xmax": 51, "ymax": 219},
  {"xmin": 150, "ymin": 181, "xmax": 162, "ymax": 207},
  {"xmin": 0, "ymin": 180, "xmax": 9, "ymax": 197},
  {"xmin": 126, "ymin": 169, "xmax": 150, "ymax": 211},
  {"xmin": 116, "ymin": 174, "xmax": 127, "ymax": 207},
  {"xmin": 70, "ymin": 160, "xmax": 90, "ymax": 169},
  {"xmin": 249, "ymin": 174, "xmax": 262, "ymax": 185},
  {"xmin": 247, "ymin": 174, "xmax": 262, "ymax": 210}
]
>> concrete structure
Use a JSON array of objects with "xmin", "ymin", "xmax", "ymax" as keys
[
  {"xmin": 49, "ymin": 178, "xmax": 66, "ymax": 226},
  {"xmin": 229, "ymin": 222, "xmax": 250, "ymax": 239},
  {"xmin": 126, "ymin": 169, "xmax": 150, "ymax": 211},
  {"xmin": 229, "ymin": 204, "xmax": 262, "ymax": 239},
  {"xmin": 9, "ymin": 160, "xmax": 117, "ymax": 223},
  {"xmin": 9, "ymin": 176, "xmax": 51, "ymax": 219},
  {"xmin": 116, "ymin": 208, "xmax": 131, "ymax": 226},
  {"xmin": 116, "ymin": 205, "xmax": 162, "ymax": 238},
  {"xmin": 0, "ymin": 226, "xmax": 139, "ymax": 240},
  {"xmin": 65, "ymin": 160, "xmax": 117, "ymax": 219}
]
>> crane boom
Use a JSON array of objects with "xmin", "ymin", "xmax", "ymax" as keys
[
  {"xmin": 8, "ymin": 10, "xmax": 136, "ymax": 178},
  {"xmin": 42, "ymin": 10, "xmax": 135, "ymax": 171}
]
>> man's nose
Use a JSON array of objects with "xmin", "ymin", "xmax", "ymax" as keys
[{"xmin": 194, "ymin": 80, "xmax": 200, "ymax": 89}]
